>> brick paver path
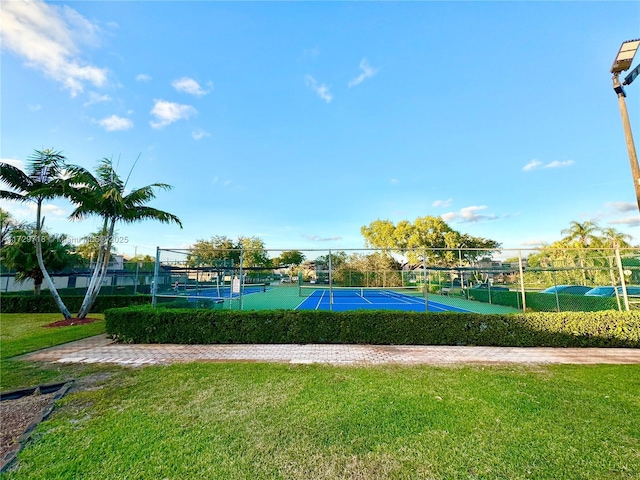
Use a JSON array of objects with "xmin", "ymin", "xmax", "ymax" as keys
[{"xmin": 20, "ymin": 335, "xmax": 640, "ymax": 367}]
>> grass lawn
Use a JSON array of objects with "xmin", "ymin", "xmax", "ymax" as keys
[
  {"xmin": 2, "ymin": 362, "xmax": 639, "ymax": 479},
  {"xmin": 1, "ymin": 313, "xmax": 107, "ymax": 391}
]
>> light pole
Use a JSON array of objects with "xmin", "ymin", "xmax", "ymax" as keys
[{"xmin": 611, "ymin": 39, "xmax": 640, "ymax": 214}]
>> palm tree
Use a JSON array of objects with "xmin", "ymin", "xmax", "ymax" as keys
[
  {"xmin": 560, "ymin": 221, "xmax": 603, "ymax": 285},
  {"xmin": 1, "ymin": 227, "xmax": 79, "ymax": 295},
  {"xmin": 64, "ymin": 157, "xmax": 182, "ymax": 318},
  {"xmin": 0, "ymin": 150, "xmax": 73, "ymax": 318},
  {"xmin": 597, "ymin": 227, "xmax": 632, "ymax": 249},
  {"xmin": 561, "ymin": 221, "xmax": 600, "ymax": 247}
]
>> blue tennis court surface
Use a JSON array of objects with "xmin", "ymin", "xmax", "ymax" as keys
[
  {"xmin": 174, "ymin": 285, "xmax": 269, "ymax": 302},
  {"xmin": 295, "ymin": 289, "xmax": 470, "ymax": 312}
]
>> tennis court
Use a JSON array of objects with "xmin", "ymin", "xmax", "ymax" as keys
[{"xmin": 295, "ymin": 286, "xmax": 470, "ymax": 312}]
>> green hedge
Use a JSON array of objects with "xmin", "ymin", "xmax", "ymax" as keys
[
  {"xmin": 467, "ymin": 290, "xmax": 618, "ymax": 312},
  {"xmin": 104, "ymin": 306, "xmax": 640, "ymax": 348},
  {"xmin": 1, "ymin": 284, "xmax": 152, "ymax": 297},
  {"xmin": 1, "ymin": 295, "xmax": 151, "ymax": 314}
]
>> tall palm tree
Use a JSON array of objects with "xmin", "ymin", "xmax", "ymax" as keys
[
  {"xmin": 64, "ymin": 157, "xmax": 182, "ymax": 318},
  {"xmin": 560, "ymin": 221, "xmax": 603, "ymax": 285},
  {"xmin": 0, "ymin": 150, "xmax": 73, "ymax": 318}
]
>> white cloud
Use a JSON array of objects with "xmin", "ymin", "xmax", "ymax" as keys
[
  {"xmin": 390, "ymin": 178, "xmax": 399, "ymax": 185},
  {"xmin": 40, "ymin": 203, "xmax": 67, "ymax": 216},
  {"xmin": 305, "ymin": 75, "xmax": 332, "ymax": 103},
  {"xmin": 441, "ymin": 205, "xmax": 498, "ymax": 223},
  {"xmin": 136, "ymin": 73, "xmax": 152, "ymax": 82},
  {"xmin": 1, "ymin": 0, "xmax": 108, "ymax": 96},
  {"xmin": 83, "ymin": 92, "xmax": 111, "ymax": 106},
  {"xmin": 545, "ymin": 160, "xmax": 574, "ymax": 169},
  {"xmin": 432, "ymin": 198, "xmax": 452, "ymax": 208},
  {"xmin": 605, "ymin": 201, "xmax": 636, "ymax": 213},
  {"xmin": 192, "ymin": 129, "xmax": 211, "ymax": 140},
  {"xmin": 0, "ymin": 201, "xmax": 66, "ymax": 221},
  {"xmin": 98, "ymin": 115, "xmax": 133, "ymax": 131},
  {"xmin": 0, "ymin": 158, "xmax": 26, "ymax": 171},
  {"xmin": 522, "ymin": 160, "xmax": 541, "ymax": 171},
  {"xmin": 172, "ymin": 77, "xmax": 211, "ymax": 96},
  {"xmin": 302, "ymin": 234, "xmax": 342, "ymax": 242},
  {"xmin": 608, "ymin": 216, "xmax": 640, "ymax": 227},
  {"xmin": 28, "ymin": 104, "xmax": 42, "ymax": 111},
  {"xmin": 348, "ymin": 59, "xmax": 378, "ymax": 88},
  {"xmin": 523, "ymin": 159, "xmax": 574, "ymax": 171},
  {"xmin": 520, "ymin": 239, "xmax": 548, "ymax": 247},
  {"xmin": 149, "ymin": 99, "xmax": 196, "ymax": 129}
]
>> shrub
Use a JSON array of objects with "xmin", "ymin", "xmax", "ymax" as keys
[
  {"xmin": 105, "ymin": 306, "xmax": 640, "ymax": 348},
  {"xmin": 1, "ymin": 295, "xmax": 151, "ymax": 314}
]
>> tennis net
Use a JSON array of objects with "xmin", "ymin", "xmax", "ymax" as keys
[{"xmin": 299, "ymin": 285, "xmax": 424, "ymax": 298}]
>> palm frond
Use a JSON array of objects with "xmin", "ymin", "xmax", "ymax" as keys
[
  {"xmin": 0, "ymin": 162, "xmax": 33, "ymax": 192},
  {"xmin": 120, "ymin": 206, "xmax": 183, "ymax": 228}
]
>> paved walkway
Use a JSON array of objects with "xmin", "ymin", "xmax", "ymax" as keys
[{"xmin": 20, "ymin": 335, "xmax": 640, "ymax": 367}]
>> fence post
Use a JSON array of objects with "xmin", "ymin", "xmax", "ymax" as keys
[
  {"xmin": 152, "ymin": 246, "xmax": 160, "ymax": 307},
  {"xmin": 423, "ymin": 251, "xmax": 428, "ymax": 312},
  {"xmin": 609, "ymin": 255, "xmax": 622, "ymax": 311},
  {"xmin": 328, "ymin": 250, "xmax": 333, "ymax": 311},
  {"xmin": 615, "ymin": 247, "xmax": 630, "ymax": 311},
  {"xmin": 518, "ymin": 250, "xmax": 527, "ymax": 312},
  {"xmin": 239, "ymin": 248, "xmax": 244, "ymax": 311}
]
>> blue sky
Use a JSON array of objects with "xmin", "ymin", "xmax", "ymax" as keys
[{"xmin": 1, "ymin": 0, "xmax": 639, "ymax": 259}]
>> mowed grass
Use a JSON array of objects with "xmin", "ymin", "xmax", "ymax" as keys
[
  {"xmin": 3, "ymin": 362, "xmax": 639, "ymax": 480},
  {"xmin": 1, "ymin": 313, "xmax": 106, "ymax": 391}
]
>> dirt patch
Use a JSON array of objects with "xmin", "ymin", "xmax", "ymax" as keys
[
  {"xmin": 44, "ymin": 318, "xmax": 101, "ymax": 328},
  {"xmin": 0, "ymin": 392, "xmax": 55, "ymax": 463}
]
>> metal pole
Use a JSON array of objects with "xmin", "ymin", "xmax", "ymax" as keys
[
  {"xmin": 239, "ymin": 248, "xmax": 244, "ymax": 311},
  {"xmin": 152, "ymin": 246, "xmax": 160, "ymax": 307},
  {"xmin": 608, "ymin": 255, "xmax": 622, "ymax": 311},
  {"xmin": 613, "ymin": 74, "xmax": 640, "ymax": 214},
  {"xmin": 328, "ymin": 250, "xmax": 333, "ymax": 311},
  {"xmin": 133, "ymin": 246, "xmax": 139, "ymax": 295},
  {"xmin": 615, "ymin": 247, "xmax": 630, "ymax": 311},
  {"xmin": 423, "ymin": 251, "xmax": 428, "ymax": 312},
  {"xmin": 552, "ymin": 269, "xmax": 560, "ymax": 313},
  {"xmin": 518, "ymin": 250, "xmax": 527, "ymax": 312}
]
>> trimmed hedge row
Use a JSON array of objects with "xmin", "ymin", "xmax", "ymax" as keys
[
  {"xmin": 104, "ymin": 306, "xmax": 640, "ymax": 348},
  {"xmin": 1, "ymin": 295, "xmax": 151, "ymax": 314}
]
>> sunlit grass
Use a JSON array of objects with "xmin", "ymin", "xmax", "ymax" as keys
[
  {"xmin": 1, "ymin": 313, "xmax": 106, "ymax": 391},
  {"xmin": 1, "ymin": 313, "xmax": 105, "ymax": 360},
  {"xmin": 4, "ymin": 363, "xmax": 639, "ymax": 479}
]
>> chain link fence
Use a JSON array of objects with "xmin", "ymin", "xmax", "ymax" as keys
[{"xmin": 151, "ymin": 247, "xmax": 640, "ymax": 313}]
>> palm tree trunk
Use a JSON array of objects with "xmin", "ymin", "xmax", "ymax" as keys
[
  {"xmin": 78, "ymin": 219, "xmax": 109, "ymax": 317},
  {"xmin": 35, "ymin": 200, "xmax": 72, "ymax": 319},
  {"xmin": 78, "ymin": 219, "xmax": 115, "ymax": 318}
]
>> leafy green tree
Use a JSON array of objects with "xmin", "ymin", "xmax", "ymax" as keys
[
  {"xmin": 188, "ymin": 235, "xmax": 237, "ymax": 266},
  {"xmin": 188, "ymin": 236, "xmax": 270, "ymax": 269},
  {"xmin": 1, "ymin": 227, "xmax": 79, "ymax": 295},
  {"xmin": 361, "ymin": 216, "xmax": 500, "ymax": 266},
  {"xmin": 238, "ymin": 236, "xmax": 270, "ymax": 268},
  {"xmin": 274, "ymin": 250, "xmax": 305, "ymax": 267},
  {"xmin": 0, "ymin": 150, "xmax": 73, "ymax": 318},
  {"xmin": 63, "ymin": 157, "xmax": 182, "ymax": 318}
]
